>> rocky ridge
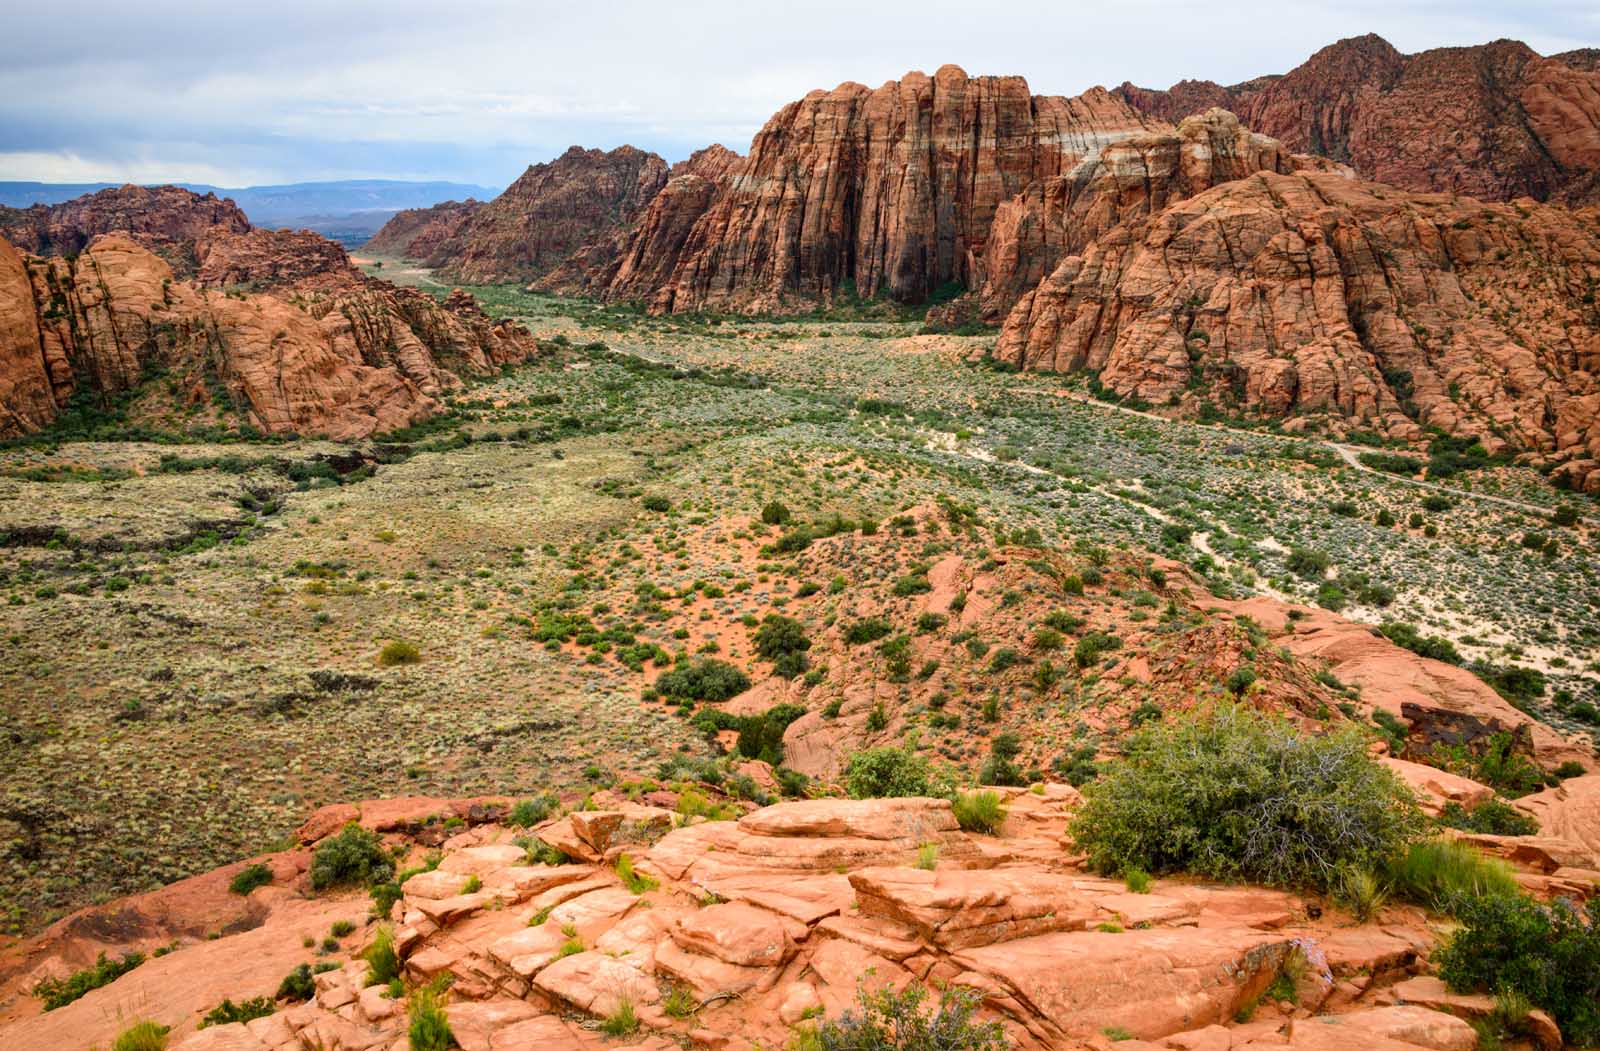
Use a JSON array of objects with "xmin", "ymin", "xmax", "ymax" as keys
[
  {"xmin": 996, "ymin": 170, "xmax": 1600, "ymax": 492},
  {"xmin": 0, "ymin": 185, "xmax": 252, "ymax": 272},
  {"xmin": 2, "ymin": 774, "xmax": 1595, "ymax": 1051},
  {"xmin": 360, "ymin": 198, "xmax": 486, "ymax": 260},
  {"xmin": 1114, "ymin": 35, "xmax": 1600, "ymax": 205},
  {"xmin": 0, "ymin": 188, "xmax": 542, "ymax": 440}
]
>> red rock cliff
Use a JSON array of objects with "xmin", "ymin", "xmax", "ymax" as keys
[{"xmin": 1116, "ymin": 35, "xmax": 1600, "ymax": 204}]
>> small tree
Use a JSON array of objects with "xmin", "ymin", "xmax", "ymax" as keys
[{"xmin": 311, "ymin": 824, "xmax": 395, "ymax": 891}]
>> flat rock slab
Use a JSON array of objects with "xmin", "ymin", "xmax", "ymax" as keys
[
  {"xmin": 672, "ymin": 901, "xmax": 799, "ymax": 967},
  {"xmin": 850, "ymin": 865, "xmax": 1096, "ymax": 949},
  {"xmin": 532, "ymin": 950, "xmax": 661, "ymax": 1019},
  {"xmin": 446, "ymin": 999, "xmax": 545, "ymax": 1051},
  {"xmin": 1310, "ymin": 1005, "xmax": 1479, "ymax": 1051},
  {"xmin": 951, "ymin": 925, "xmax": 1294, "ymax": 1041}
]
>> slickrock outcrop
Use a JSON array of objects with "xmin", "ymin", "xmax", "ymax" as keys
[
  {"xmin": 973, "ymin": 109, "xmax": 1341, "ymax": 320},
  {"xmin": 0, "ymin": 231, "xmax": 539, "ymax": 439},
  {"xmin": 430, "ymin": 145, "xmax": 670, "ymax": 283},
  {"xmin": 590, "ymin": 67, "xmax": 1167, "ymax": 314},
  {"xmin": 12, "ymin": 787, "xmax": 1591, "ymax": 1051},
  {"xmin": 0, "ymin": 184, "xmax": 252, "ymax": 270},
  {"xmin": 361, "ymin": 198, "xmax": 486, "ymax": 260},
  {"xmin": 997, "ymin": 170, "xmax": 1600, "ymax": 489},
  {"xmin": 1115, "ymin": 35, "xmax": 1600, "ymax": 204},
  {"xmin": 1223, "ymin": 598, "xmax": 1596, "ymax": 776}
]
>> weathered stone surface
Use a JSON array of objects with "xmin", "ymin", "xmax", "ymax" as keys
[
  {"xmin": 951, "ymin": 926, "xmax": 1294, "ymax": 1042},
  {"xmin": 1116, "ymin": 35, "xmax": 1600, "ymax": 204},
  {"xmin": 670, "ymin": 902, "xmax": 797, "ymax": 967},
  {"xmin": 586, "ymin": 66, "xmax": 1165, "ymax": 315},
  {"xmin": 1379, "ymin": 758, "xmax": 1495, "ymax": 816},
  {"xmin": 999, "ymin": 171, "xmax": 1600, "ymax": 492},
  {"xmin": 364, "ymin": 198, "xmax": 486, "ymax": 260},
  {"xmin": 432, "ymin": 145, "xmax": 669, "ymax": 284},
  {"xmin": 0, "ymin": 184, "xmax": 250, "ymax": 267},
  {"xmin": 1314, "ymin": 1005, "xmax": 1479, "ymax": 1051},
  {"xmin": 849, "ymin": 866, "xmax": 1094, "ymax": 949}
]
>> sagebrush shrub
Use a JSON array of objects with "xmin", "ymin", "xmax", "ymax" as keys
[
  {"xmin": 804, "ymin": 983, "xmax": 1006, "ymax": 1051},
  {"xmin": 1437, "ymin": 894, "xmax": 1600, "ymax": 1046},
  {"xmin": 311, "ymin": 824, "xmax": 395, "ymax": 891},
  {"xmin": 845, "ymin": 747, "xmax": 931, "ymax": 799},
  {"xmin": 1070, "ymin": 704, "xmax": 1422, "ymax": 890}
]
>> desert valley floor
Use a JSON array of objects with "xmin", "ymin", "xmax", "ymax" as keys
[{"xmin": 1, "ymin": 261, "xmax": 1595, "ymax": 939}]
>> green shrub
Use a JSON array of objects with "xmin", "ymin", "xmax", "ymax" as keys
[
  {"xmin": 1073, "ymin": 631, "xmax": 1120, "ymax": 668},
  {"xmin": 199, "ymin": 997, "xmax": 275, "ymax": 1028},
  {"xmin": 616, "ymin": 853, "xmax": 659, "ymax": 894},
  {"xmin": 602, "ymin": 996, "xmax": 640, "ymax": 1036},
  {"xmin": 1437, "ymin": 894, "xmax": 1600, "ymax": 1046},
  {"xmin": 408, "ymin": 982, "xmax": 454, "ymax": 1051},
  {"xmin": 806, "ymin": 983, "xmax": 1005, "ymax": 1051},
  {"xmin": 229, "ymin": 862, "xmax": 273, "ymax": 896},
  {"xmin": 845, "ymin": 747, "xmax": 932, "ymax": 799},
  {"xmin": 112, "ymin": 1022, "xmax": 169, "ymax": 1051},
  {"xmin": 1333, "ymin": 863, "xmax": 1388, "ymax": 921},
  {"xmin": 1383, "ymin": 839, "xmax": 1521, "ymax": 912},
  {"xmin": 1437, "ymin": 799, "xmax": 1540, "ymax": 837},
  {"xmin": 310, "ymin": 824, "xmax": 395, "ymax": 891},
  {"xmin": 34, "ymin": 951, "xmax": 145, "ymax": 1010},
  {"xmin": 1285, "ymin": 547, "xmax": 1331, "ymax": 579},
  {"xmin": 378, "ymin": 640, "xmax": 421, "ymax": 666},
  {"xmin": 1070, "ymin": 705, "xmax": 1422, "ymax": 890},
  {"xmin": 362, "ymin": 925, "xmax": 401, "ymax": 986},
  {"xmin": 276, "ymin": 963, "xmax": 315, "ymax": 1002},
  {"xmin": 952, "ymin": 791, "xmax": 1006, "ymax": 834},
  {"xmin": 978, "ymin": 732, "xmax": 1023, "ymax": 787},
  {"xmin": 641, "ymin": 494, "xmax": 671, "ymax": 512},
  {"xmin": 1379, "ymin": 622, "xmax": 1462, "ymax": 665},
  {"xmin": 508, "ymin": 794, "xmax": 558, "ymax": 827},
  {"xmin": 761, "ymin": 501, "xmax": 791, "ymax": 525},
  {"xmin": 654, "ymin": 658, "xmax": 751, "ymax": 701},
  {"xmin": 845, "ymin": 617, "xmax": 893, "ymax": 645},
  {"xmin": 754, "ymin": 614, "xmax": 811, "ymax": 678},
  {"xmin": 1123, "ymin": 867, "xmax": 1152, "ymax": 894}
]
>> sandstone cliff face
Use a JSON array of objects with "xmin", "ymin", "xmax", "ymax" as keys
[
  {"xmin": 192, "ymin": 227, "xmax": 355, "ymax": 289},
  {"xmin": 362, "ymin": 198, "xmax": 485, "ymax": 260},
  {"xmin": 997, "ymin": 170, "xmax": 1600, "ymax": 490},
  {"xmin": 0, "ymin": 233, "xmax": 539, "ymax": 440},
  {"xmin": 0, "ymin": 185, "xmax": 252, "ymax": 272},
  {"xmin": 974, "ymin": 109, "xmax": 1340, "ymax": 320},
  {"xmin": 433, "ymin": 145, "xmax": 669, "ymax": 283},
  {"xmin": 1115, "ymin": 35, "xmax": 1600, "ymax": 205},
  {"xmin": 534, "ymin": 144, "xmax": 744, "ymax": 300},
  {"xmin": 592, "ymin": 67, "xmax": 1167, "ymax": 315}
]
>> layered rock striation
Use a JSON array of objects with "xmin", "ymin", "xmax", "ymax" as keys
[
  {"xmin": 1116, "ymin": 35, "xmax": 1600, "ymax": 204},
  {"xmin": 997, "ymin": 170, "xmax": 1600, "ymax": 490}
]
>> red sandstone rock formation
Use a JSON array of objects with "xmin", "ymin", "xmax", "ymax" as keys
[
  {"xmin": 589, "ymin": 67, "xmax": 1167, "ymax": 315},
  {"xmin": 973, "ymin": 109, "xmax": 1341, "ymax": 320},
  {"xmin": 0, "ymin": 184, "xmax": 252, "ymax": 273},
  {"xmin": 192, "ymin": 227, "xmax": 355, "ymax": 289},
  {"xmin": 362, "ymin": 198, "xmax": 485, "ymax": 260},
  {"xmin": 1115, "ymin": 35, "xmax": 1600, "ymax": 204},
  {"xmin": 430, "ymin": 145, "xmax": 669, "ymax": 283},
  {"xmin": 997, "ymin": 170, "xmax": 1600, "ymax": 491},
  {"xmin": 0, "ymin": 232, "xmax": 538, "ymax": 440}
]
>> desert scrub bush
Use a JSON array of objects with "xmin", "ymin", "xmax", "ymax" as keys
[
  {"xmin": 1382, "ymin": 839, "xmax": 1520, "ymax": 912},
  {"xmin": 34, "ymin": 950, "xmax": 145, "ymax": 1009},
  {"xmin": 408, "ymin": 981, "xmax": 454, "ymax": 1051},
  {"xmin": 761, "ymin": 501, "xmax": 791, "ymax": 525},
  {"xmin": 228, "ymin": 862, "xmax": 272, "ymax": 895},
  {"xmin": 1070, "ymin": 705, "xmax": 1422, "ymax": 891},
  {"xmin": 802, "ymin": 982, "xmax": 1006, "ymax": 1051},
  {"xmin": 311, "ymin": 824, "xmax": 395, "ymax": 891},
  {"xmin": 754, "ymin": 613, "xmax": 811, "ymax": 677},
  {"xmin": 654, "ymin": 657, "xmax": 751, "ymax": 701},
  {"xmin": 845, "ymin": 617, "xmax": 893, "ymax": 645},
  {"xmin": 112, "ymin": 1021, "xmax": 170, "ymax": 1051},
  {"xmin": 277, "ymin": 963, "xmax": 316, "ymax": 1001},
  {"xmin": 1379, "ymin": 622, "xmax": 1462, "ymax": 665},
  {"xmin": 602, "ymin": 996, "xmax": 640, "ymax": 1036},
  {"xmin": 952, "ymin": 791, "xmax": 1006, "ymax": 834},
  {"xmin": 362, "ymin": 924, "xmax": 401, "ymax": 986},
  {"xmin": 378, "ymin": 640, "xmax": 421, "ymax": 666},
  {"xmin": 508, "ymin": 794, "xmax": 558, "ymax": 828},
  {"xmin": 845, "ymin": 747, "xmax": 932, "ymax": 799},
  {"xmin": 1436, "ymin": 799, "xmax": 1540, "ymax": 837},
  {"xmin": 1437, "ymin": 894, "xmax": 1600, "ymax": 1046},
  {"xmin": 1333, "ymin": 863, "xmax": 1388, "ymax": 921},
  {"xmin": 199, "ymin": 996, "xmax": 275, "ymax": 1028},
  {"xmin": 1073, "ymin": 631, "xmax": 1121, "ymax": 668}
]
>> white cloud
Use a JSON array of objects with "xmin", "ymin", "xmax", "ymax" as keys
[{"xmin": 0, "ymin": 0, "xmax": 1593, "ymax": 187}]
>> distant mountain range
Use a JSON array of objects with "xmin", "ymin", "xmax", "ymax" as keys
[{"xmin": 0, "ymin": 179, "xmax": 499, "ymax": 246}]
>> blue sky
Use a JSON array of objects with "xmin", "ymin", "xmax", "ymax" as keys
[{"xmin": 1, "ymin": 0, "xmax": 1593, "ymax": 190}]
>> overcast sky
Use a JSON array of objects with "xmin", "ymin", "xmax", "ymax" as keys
[{"xmin": 1, "ymin": 0, "xmax": 1594, "ymax": 190}]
